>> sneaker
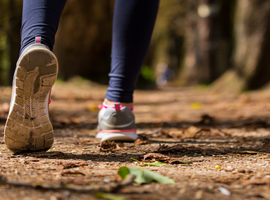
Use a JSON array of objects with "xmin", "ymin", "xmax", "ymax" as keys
[
  {"xmin": 96, "ymin": 103, "xmax": 138, "ymax": 141},
  {"xmin": 4, "ymin": 36, "xmax": 58, "ymax": 152}
]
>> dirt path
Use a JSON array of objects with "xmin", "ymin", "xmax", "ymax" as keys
[{"xmin": 1, "ymin": 79, "xmax": 270, "ymax": 200}]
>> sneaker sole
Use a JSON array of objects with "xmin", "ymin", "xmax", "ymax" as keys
[
  {"xmin": 4, "ymin": 46, "xmax": 58, "ymax": 153},
  {"xmin": 96, "ymin": 131, "xmax": 138, "ymax": 142}
]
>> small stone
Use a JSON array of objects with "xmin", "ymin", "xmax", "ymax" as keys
[
  {"xmin": 218, "ymin": 187, "xmax": 231, "ymax": 196},
  {"xmin": 103, "ymin": 178, "xmax": 110, "ymax": 183}
]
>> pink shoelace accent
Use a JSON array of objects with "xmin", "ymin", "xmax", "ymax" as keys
[
  {"xmin": 98, "ymin": 103, "xmax": 133, "ymax": 111},
  {"xmin": 48, "ymin": 91, "xmax": 52, "ymax": 105}
]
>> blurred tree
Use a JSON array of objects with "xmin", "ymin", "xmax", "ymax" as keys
[
  {"xmin": 0, "ymin": 0, "xmax": 5, "ymax": 84},
  {"xmin": 213, "ymin": 0, "xmax": 270, "ymax": 92},
  {"xmin": 6, "ymin": 0, "xmax": 22, "ymax": 84},
  {"xmin": 181, "ymin": 0, "xmax": 234, "ymax": 85},
  {"xmin": 148, "ymin": 0, "xmax": 234, "ymax": 87},
  {"xmin": 54, "ymin": 0, "xmax": 114, "ymax": 84},
  {"xmin": 0, "ymin": 0, "xmax": 22, "ymax": 85},
  {"xmin": 147, "ymin": 0, "xmax": 186, "ymax": 82},
  {"xmin": 2, "ymin": 0, "xmax": 270, "ymax": 92}
]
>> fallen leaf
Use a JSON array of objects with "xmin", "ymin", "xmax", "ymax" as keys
[
  {"xmin": 194, "ymin": 190, "xmax": 204, "ymax": 199},
  {"xmin": 57, "ymin": 161, "xmax": 89, "ymax": 170},
  {"xmin": 100, "ymin": 141, "xmax": 117, "ymax": 152},
  {"xmin": 237, "ymin": 169, "xmax": 253, "ymax": 174},
  {"xmin": 61, "ymin": 171, "xmax": 85, "ymax": 176},
  {"xmin": 182, "ymin": 126, "xmax": 200, "ymax": 138},
  {"xmin": 143, "ymin": 153, "xmax": 192, "ymax": 164},
  {"xmin": 131, "ymin": 157, "xmax": 166, "ymax": 166},
  {"xmin": 143, "ymin": 153, "xmax": 170, "ymax": 162},
  {"xmin": 225, "ymin": 167, "xmax": 234, "ymax": 172},
  {"xmin": 134, "ymin": 139, "xmax": 149, "ymax": 145},
  {"xmin": 191, "ymin": 102, "xmax": 202, "ymax": 110},
  {"xmin": 118, "ymin": 167, "xmax": 175, "ymax": 184},
  {"xmin": 198, "ymin": 114, "xmax": 215, "ymax": 124},
  {"xmin": 155, "ymin": 144, "xmax": 186, "ymax": 153},
  {"xmin": 233, "ymin": 151, "xmax": 258, "ymax": 155},
  {"xmin": 88, "ymin": 104, "xmax": 98, "ymax": 112},
  {"xmin": 157, "ymin": 129, "xmax": 175, "ymax": 138},
  {"xmin": 95, "ymin": 192, "xmax": 125, "ymax": 200},
  {"xmin": 242, "ymin": 178, "xmax": 270, "ymax": 186}
]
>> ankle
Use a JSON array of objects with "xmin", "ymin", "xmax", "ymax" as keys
[{"xmin": 104, "ymin": 98, "xmax": 133, "ymax": 108}]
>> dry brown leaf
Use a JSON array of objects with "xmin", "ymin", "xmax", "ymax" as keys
[
  {"xmin": 237, "ymin": 169, "xmax": 253, "ymax": 174},
  {"xmin": 155, "ymin": 144, "xmax": 186, "ymax": 153},
  {"xmin": 182, "ymin": 126, "xmax": 199, "ymax": 138},
  {"xmin": 143, "ymin": 153, "xmax": 192, "ymax": 164},
  {"xmin": 100, "ymin": 141, "xmax": 117, "ymax": 152},
  {"xmin": 158, "ymin": 129, "xmax": 174, "ymax": 138},
  {"xmin": 233, "ymin": 151, "xmax": 258, "ymax": 155},
  {"xmin": 169, "ymin": 130, "xmax": 183, "ymax": 139},
  {"xmin": 224, "ymin": 167, "xmax": 234, "ymax": 172},
  {"xmin": 61, "ymin": 171, "xmax": 86, "ymax": 176},
  {"xmin": 242, "ymin": 178, "xmax": 270, "ymax": 186},
  {"xmin": 134, "ymin": 139, "xmax": 149, "ymax": 145},
  {"xmin": 198, "ymin": 114, "xmax": 215, "ymax": 124},
  {"xmin": 143, "ymin": 153, "xmax": 171, "ymax": 162},
  {"xmin": 57, "ymin": 161, "xmax": 89, "ymax": 170}
]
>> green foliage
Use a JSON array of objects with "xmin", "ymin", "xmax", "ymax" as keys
[
  {"xmin": 118, "ymin": 166, "xmax": 175, "ymax": 184},
  {"xmin": 95, "ymin": 192, "xmax": 125, "ymax": 200},
  {"xmin": 140, "ymin": 65, "xmax": 155, "ymax": 82},
  {"xmin": 0, "ymin": 33, "xmax": 9, "ymax": 84},
  {"xmin": 131, "ymin": 157, "xmax": 167, "ymax": 166},
  {"xmin": 55, "ymin": 78, "xmax": 65, "ymax": 84}
]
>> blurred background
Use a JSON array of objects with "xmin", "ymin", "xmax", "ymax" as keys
[{"xmin": 1, "ymin": 0, "xmax": 270, "ymax": 92}]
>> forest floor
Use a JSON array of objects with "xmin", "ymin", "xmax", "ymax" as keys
[{"xmin": 1, "ymin": 78, "xmax": 270, "ymax": 200}]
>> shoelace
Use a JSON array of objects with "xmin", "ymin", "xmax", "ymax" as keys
[{"xmin": 98, "ymin": 104, "xmax": 133, "ymax": 111}]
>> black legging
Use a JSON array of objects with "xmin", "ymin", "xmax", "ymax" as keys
[{"xmin": 21, "ymin": 0, "xmax": 159, "ymax": 102}]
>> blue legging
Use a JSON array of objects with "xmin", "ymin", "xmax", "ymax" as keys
[{"xmin": 21, "ymin": 0, "xmax": 159, "ymax": 103}]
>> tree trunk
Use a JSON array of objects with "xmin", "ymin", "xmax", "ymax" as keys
[
  {"xmin": 54, "ymin": 0, "xmax": 114, "ymax": 84},
  {"xmin": 7, "ymin": 0, "xmax": 22, "ymax": 85},
  {"xmin": 181, "ymin": 0, "xmax": 234, "ymax": 85},
  {"xmin": 0, "ymin": 0, "xmax": 5, "ymax": 85},
  {"xmin": 0, "ymin": 0, "xmax": 22, "ymax": 85},
  {"xmin": 213, "ymin": 0, "xmax": 270, "ymax": 92}
]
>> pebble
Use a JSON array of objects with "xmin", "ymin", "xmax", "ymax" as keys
[
  {"xmin": 218, "ymin": 187, "xmax": 231, "ymax": 196},
  {"xmin": 103, "ymin": 178, "xmax": 110, "ymax": 183}
]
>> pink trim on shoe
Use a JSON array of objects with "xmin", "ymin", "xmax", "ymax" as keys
[
  {"xmin": 35, "ymin": 36, "xmax": 41, "ymax": 43},
  {"xmin": 99, "ymin": 102, "xmax": 134, "ymax": 111},
  {"xmin": 98, "ymin": 129, "xmax": 136, "ymax": 133}
]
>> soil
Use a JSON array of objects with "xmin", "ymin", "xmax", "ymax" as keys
[{"xmin": 1, "ymin": 79, "xmax": 270, "ymax": 200}]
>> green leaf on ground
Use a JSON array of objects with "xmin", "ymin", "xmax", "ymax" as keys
[
  {"xmin": 118, "ymin": 167, "xmax": 175, "ymax": 184},
  {"xmin": 131, "ymin": 157, "xmax": 167, "ymax": 166},
  {"xmin": 118, "ymin": 166, "xmax": 130, "ymax": 179},
  {"xmin": 95, "ymin": 192, "xmax": 125, "ymax": 200},
  {"xmin": 144, "ymin": 161, "xmax": 167, "ymax": 166}
]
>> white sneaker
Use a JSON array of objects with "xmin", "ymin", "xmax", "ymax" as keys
[
  {"xmin": 96, "ymin": 103, "xmax": 138, "ymax": 141},
  {"xmin": 4, "ymin": 37, "xmax": 58, "ymax": 152}
]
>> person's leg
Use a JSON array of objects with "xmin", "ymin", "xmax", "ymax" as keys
[
  {"xmin": 20, "ymin": 0, "xmax": 67, "ymax": 53},
  {"xmin": 5, "ymin": 0, "xmax": 66, "ymax": 153},
  {"xmin": 105, "ymin": 0, "xmax": 160, "ymax": 105},
  {"xmin": 97, "ymin": 0, "xmax": 159, "ymax": 142}
]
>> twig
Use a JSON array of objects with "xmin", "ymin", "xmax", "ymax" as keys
[{"xmin": 0, "ymin": 174, "xmax": 135, "ymax": 193}]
